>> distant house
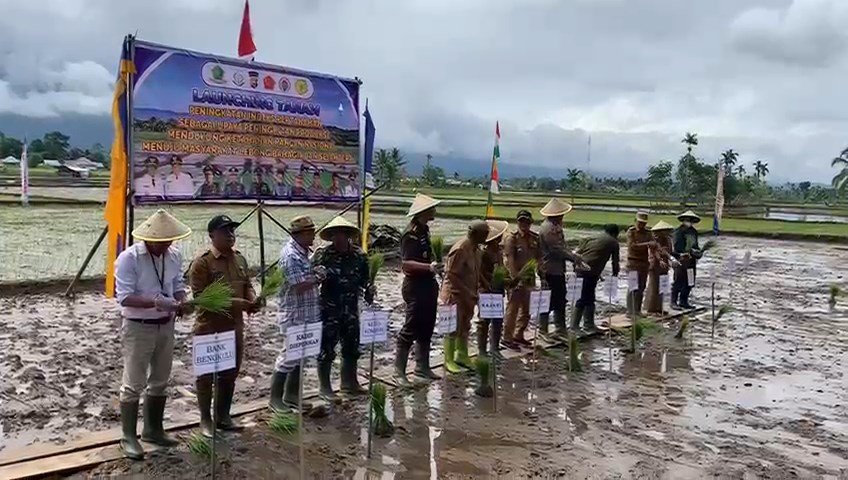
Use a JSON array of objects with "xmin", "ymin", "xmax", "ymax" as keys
[
  {"xmin": 66, "ymin": 157, "xmax": 104, "ymax": 170},
  {"xmin": 2, "ymin": 156, "xmax": 19, "ymax": 165},
  {"xmin": 57, "ymin": 164, "xmax": 90, "ymax": 179},
  {"xmin": 43, "ymin": 160, "xmax": 63, "ymax": 168}
]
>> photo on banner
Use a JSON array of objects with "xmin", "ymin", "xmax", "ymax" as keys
[{"xmin": 129, "ymin": 41, "xmax": 361, "ymax": 205}]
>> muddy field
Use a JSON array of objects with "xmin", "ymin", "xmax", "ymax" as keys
[{"xmin": 2, "ymin": 231, "xmax": 848, "ymax": 478}]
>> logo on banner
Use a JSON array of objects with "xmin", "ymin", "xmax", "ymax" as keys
[
  {"xmin": 233, "ymin": 72, "xmax": 245, "ymax": 86},
  {"xmin": 279, "ymin": 77, "xmax": 290, "ymax": 92},
  {"xmin": 263, "ymin": 75, "xmax": 276, "ymax": 90},
  {"xmin": 209, "ymin": 65, "xmax": 226, "ymax": 85}
]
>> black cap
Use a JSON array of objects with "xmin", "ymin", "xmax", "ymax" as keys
[
  {"xmin": 207, "ymin": 215, "xmax": 239, "ymax": 233},
  {"xmin": 517, "ymin": 210, "xmax": 533, "ymax": 221}
]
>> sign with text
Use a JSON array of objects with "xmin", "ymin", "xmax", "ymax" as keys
[
  {"xmin": 627, "ymin": 270, "xmax": 640, "ymax": 292},
  {"xmin": 436, "ymin": 304, "xmax": 457, "ymax": 335},
  {"xmin": 130, "ymin": 40, "xmax": 361, "ymax": 205},
  {"xmin": 478, "ymin": 293, "xmax": 505, "ymax": 319},
  {"xmin": 360, "ymin": 309, "xmax": 389, "ymax": 345},
  {"xmin": 193, "ymin": 330, "xmax": 237, "ymax": 377},
  {"xmin": 529, "ymin": 289, "xmax": 551, "ymax": 318},
  {"xmin": 284, "ymin": 322, "xmax": 323, "ymax": 362},
  {"xmin": 659, "ymin": 275, "xmax": 671, "ymax": 295},
  {"xmin": 566, "ymin": 276, "xmax": 583, "ymax": 303},
  {"xmin": 604, "ymin": 276, "xmax": 619, "ymax": 302}
]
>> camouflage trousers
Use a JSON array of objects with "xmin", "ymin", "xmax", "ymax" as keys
[{"xmin": 317, "ymin": 312, "xmax": 360, "ymax": 363}]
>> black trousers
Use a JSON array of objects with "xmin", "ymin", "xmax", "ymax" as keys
[
  {"xmin": 317, "ymin": 313, "xmax": 360, "ymax": 363},
  {"xmin": 672, "ymin": 263, "xmax": 696, "ymax": 305},
  {"xmin": 397, "ymin": 277, "xmax": 439, "ymax": 349},
  {"xmin": 575, "ymin": 272, "xmax": 599, "ymax": 309},
  {"xmin": 545, "ymin": 274, "xmax": 566, "ymax": 317}
]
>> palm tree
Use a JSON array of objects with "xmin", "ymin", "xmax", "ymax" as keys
[
  {"xmin": 720, "ymin": 149, "xmax": 739, "ymax": 172},
  {"xmin": 682, "ymin": 132, "xmax": 698, "ymax": 153},
  {"xmin": 374, "ymin": 147, "xmax": 407, "ymax": 190},
  {"xmin": 566, "ymin": 168, "xmax": 583, "ymax": 185},
  {"xmin": 832, "ymin": 147, "xmax": 848, "ymax": 192},
  {"xmin": 735, "ymin": 165, "xmax": 746, "ymax": 177},
  {"xmin": 753, "ymin": 160, "xmax": 769, "ymax": 179}
]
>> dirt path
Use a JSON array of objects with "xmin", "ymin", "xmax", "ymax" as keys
[{"xmin": 2, "ymin": 235, "xmax": 848, "ymax": 478}]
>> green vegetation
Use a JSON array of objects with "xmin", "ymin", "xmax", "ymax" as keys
[
  {"xmin": 259, "ymin": 266, "xmax": 285, "ymax": 300},
  {"xmin": 829, "ymin": 284, "xmax": 841, "ymax": 310},
  {"xmin": 269, "ymin": 410, "xmax": 299, "ymax": 435},
  {"xmin": 186, "ymin": 432, "xmax": 212, "ymax": 458},
  {"xmin": 368, "ymin": 253, "xmax": 385, "ymax": 285},
  {"xmin": 189, "ymin": 278, "xmax": 234, "ymax": 315},
  {"xmin": 0, "ymin": 131, "xmax": 108, "ymax": 168},
  {"xmin": 474, "ymin": 356, "xmax": 494, "ymax": 397},
  {"xmin": 370, "ymin": 383, "xmax": 394, "ymax": 437},
  {"xmin": 567, "ymin": 332, "xmax": 582, "ymax": 372},
  {"xmin": 430, "ymin": 236, "xmax": 445, "ymax": 263}
]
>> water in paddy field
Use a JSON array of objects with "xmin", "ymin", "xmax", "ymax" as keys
[{"xmin": 1, "ymin": 231, "xmax": 847, "ymax": 477}]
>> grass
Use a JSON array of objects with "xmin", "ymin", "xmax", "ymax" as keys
[
  {"xmin": 269, "ymin": 411, "xmax": 299, "ymax": 435},
  {"xmin": 474, "ymin": 357, "xmax": 494, "ymax": 397},
  {"xmin": 675, "ymin": 316, "xmax": 690, "ymax": 339},
  {"xmin": 259, "ymin": 266, "xmax": 285, "ymax": 299},
  {"xmin": 431, "ymin": 236, "xmax": 445, "ymax": 263},
  {"xmin": 568, "ymin": 332, "xmax": 582, "ymax": 372},
  {"xmin": 186, "ymin": 432, "xmax": 212, "ymax": 458},
  {"xmin": 370, "ymin": 383, "xmax": 394, "ymax": 437}
]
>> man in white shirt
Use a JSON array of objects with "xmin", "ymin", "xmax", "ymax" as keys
[
  {"xmin": 164, "ymin": 154, "xmax": 195, "ymax": 198},
  {"xmin": 134, "ymin": 156, "xmax": 165, "ymax": 198},
  {"xmin": 114, "ymin": 209, "xmax": 192, "ymax": 460}
]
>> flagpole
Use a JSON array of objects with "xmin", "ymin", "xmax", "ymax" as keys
[
  {"xmin": 485, "ymin": 121, "xmax": 500, "ymax": 219},
  {"xmin": 20, "ymin": 141, "xmax": 28, "ymax": 207}
]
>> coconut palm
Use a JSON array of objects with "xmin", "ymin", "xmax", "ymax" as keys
[
  {"xmin": 753, "ymin": 160, "xmax": 769, "ymax": 179},
  {"xmin": 682, "ymin": 132, "xmax": 698, "ymax": 153},
  {"xmin": 735, "ymin": 165, "xmax": 746, "ymax": 177},
  {"xmin": 374, "ymin": 148, "xmax": 407, "ymax": 190},
  {"xmin": 833, "ymin": 147, "xmax": 848, "ymax": 192},
  {"xmin": 720, "ymin": 149, "xmax": 739, "ymax": 172}
]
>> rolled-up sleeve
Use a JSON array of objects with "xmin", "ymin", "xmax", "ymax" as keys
[{"xmin": 115, "ymin": 252, "xmax": 136, "ymax": 305}]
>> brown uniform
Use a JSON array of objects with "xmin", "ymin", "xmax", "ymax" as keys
[
  {"xmin": 439, "ymin": 237, "xmax": 483, "ymax": 341},
  {"xmin": 188, "ymin": 247, "xmax": 256, "ymax": 384},
  {"xmin": 625, "ymin": 225, "xmax": 652, "ymax": 315},
  {"xmin": 645, "ymin": 233, "xmax": 673, "ymax": 314},
  {"xmin": 503, "ymin": 229, "xmax": 540, "ymax": 342}
]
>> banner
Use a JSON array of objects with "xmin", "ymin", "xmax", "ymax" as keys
[{"xmin": 130, "ymin": 41, "xmax": 360, "ymax": 204}]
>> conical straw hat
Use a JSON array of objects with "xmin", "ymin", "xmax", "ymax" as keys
[
  {"xmin": 539, "ymin": 198, "xmax": 573, "ymax": 217},
  {"xmin": 132, "ymin": 209, "xmax": 192, "ymax": 242},
  {"xmin": 677, "ymin": 210, "xmax": 701, "ymax": 223},
  {"xmin": 485, "ymin": 220, "xmax": 509, "ymax": 243},
  {"xmin": 407, "ymin": 193, "xmax": 441, "ymax": 217},
  {"xmin": 319, "ymin": 215, "xmax": 360, "ymax": 241},
  {"xmin": 651, "ymin": 220, "xmax": 675, "ymax": 231}
]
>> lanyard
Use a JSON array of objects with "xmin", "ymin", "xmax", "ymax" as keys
[{"xmin": 149, "ymin": 254, "xmax": 166, "ymax": 294}]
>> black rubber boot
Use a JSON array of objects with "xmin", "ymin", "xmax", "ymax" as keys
[
  {"xmin": 538, "ymin": 313, "xmax": 552, "ymax": 342},
  {"xmin": 680, "ymin": 286, "xmax": 694, "ymax": 310},
  {"xmin": 284, "ymin": 366, "xmax": 313, "ymax": 411},
  {"xmin": 634, "ymin": 292, "xmax": 644, "ymax": 317},
  {"xmin": 552, "ymin": 311, "xmax": 568, "ymax": 341},
  {"xmin": 477, "ymin": 321, "xmax": 490, "ymax": 357},
  {"xmin": 393, "ymin": 343, "xmax": 413, "ymax": 388},
  {"xmin": 120, "ymin": 401, "xmax": 144, "ymax": 460},
  {"xmin": 196, "ymin": 382, "xmax": 215, "ymax": 439},
  {"xmin": 216, "ymin": 380, "xmax": 243, "ymax": 431},
  {"xmin": 268, "ymin": 371, "xmax": 288, "ymax": 412},
  {"xmin": 413, "ymin": 341, "xmax": 441, "ymax": 382},
  {"xmin": 584, "ymin": 305, "xmax": 597, "ymax": 333},
  {"xmin": 141, "ymin": 395, "xmax": 178, "ymax": 446},
  {"xmin": 490, "ymin": 320, "xmax": 505, "ymax": 362},
  {"xmin": 570, "ymin": 306, "xmax": 585, "ymax": 332},
  {"xmin": 317, "ymin": 361, "xmax": 339, "ymax": 403},
  {"xmin": 340, "ymin": 358, "xmax": 367, "ymax": 395}
]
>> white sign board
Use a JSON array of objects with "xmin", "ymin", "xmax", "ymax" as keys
[
  {"xmin": 604, "ymin": 276, "xmax": 619, "ymax": 302},
  {"xmin": 566, "ymin": 276, "xmax": 583, "ymax": 303},
  {"xmin": 659, "ymin": 274, "xmax": 671, "ymax": 295},
  {"xmin": 627, "ymin": 270, "xmax": 640, "ymax": 292},
  {"xmin": 436, "ymin": 304, "xmax": 457, "ymax": 334},
  {"xmin": 687, "ymin": 268, "xmax": 696, "ymax": 287},
  {"xmin": 193, "ymin": 330, "xmax": 237, "ymax": 377},
  {"xmin": 284, "ymin": 322, "xmax": 323, "ymax": 362},
  {"xmin": 360, "ymin": 309, "xmax": 389, "ymax": 345},
  {"xmin": 478, "ymin": 293, "xmax": 505, "ymax": 319},
  {"xmin": 529, "ymin": 289, "xmax": 551, "ymax": 318}
]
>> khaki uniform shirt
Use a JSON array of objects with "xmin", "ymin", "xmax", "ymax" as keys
[
  {"xmin": 578, "ymin": 233, "xmax": 620, "ymax": 277},
  {"xmin": 626, "ymin": 226, "xmax": 653, "ymax": 271},
  {"xmin": 504, "ymin": 230, "xmax": 540, "ymax": 286},
  {"xmin": 539, "ymin": 219, "xmax": 574, "ymax": 276},
  {"xmin": 439, "ymin": 237, "xmax": 482, "ymax": 314},
  {"xmin": 188, "ymin": 247, "xmax": 256, "ymax": 334}
]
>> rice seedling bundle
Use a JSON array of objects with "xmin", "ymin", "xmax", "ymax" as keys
[
  {"xmin": 368, "ymin": 253, "xmax": 385, "ymax": 285},
  {"xmin": 491, "ymin": 265, "xmax": 510, "ymax": 293},
  {"xmin": 186, "ymin": 432, "xmax": 212, "ymax": 458},
  {"xmin": 259, "ymin": 266, "xmax": 286, "ymax": 300},
  {"xmin": 189, "ymin": 278, "xmax": 234, "ymax": 315},
  {"xmin": 568, "ymin": 333, "xmax": 582, "ymax": 372},
  {"xmin": 269, "ymin": 410, "xmax": 299, "ymax": 436},
  {"xmin": 517, "ymin": 259, "xmax": 538, "ymax": 286},
  {"xmin": 675, "ymin": 315, "xmax": 690, "ymax": 339},
  {"xmin": 714, "ymin": 305, "xmax": 732, "ymax": 323},
  {"xmin": 700, "ymin": 239, "xmax": 717, "ymax": 252},
  {"xmin": 430, "ymin": 236, "xmax": 445, "ymax": 263},
  {"xmin": 370, "ymin": 383, "xmax": 394, "ymax": 437},
  {"xmin": 474, "ymin": 357, "xmax": 494, "ymax": 397},
  {"xmin": 830, "ymin": 284, "xmax": 841, "ymax": 310}
]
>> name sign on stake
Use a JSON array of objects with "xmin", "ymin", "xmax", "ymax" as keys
[
  {"xmin": 284, "ymin": 322, "xmax": 323, "ymax": 362},
  {"xmin": 687, "ymin": 269, "xmax": 696, "ymax": 287},
  {"xmin": 566, "ymin": 275, "xmax": 583, "ymax": 303},
  {"xmin": 627, "ymin": 270, "xmax": 640, "ymax": 292},
  {"xmin": 360, "ymin": 309, "xmax": 389, "ymax": 345},
  {"xmin": 193, "ymin": 330, "xmax": 237, "ymax": 377},
  {"xmin": 529, "ymin": 289, "xmax": 552, "ymax": 318},
  {"xmin": 478, "ymin": 293, "xmax": 505, "ymax": 319},
  {"xmin": 604, "ymin": 276, "xmax": 619, "ymax": 301},
  {"xmin": 436, "ymin": 304, "xmax": 457, "ymax": 334},
  {"xmin": 659, "ymin": 274, "xmax": 671, "ymax": 295},
  {"xmin": 724, "ymin": 253, "xmax": 737, "ymax": 275}
]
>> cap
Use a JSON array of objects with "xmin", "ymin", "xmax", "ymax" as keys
[
  {"xmin": 207, "ymin": 215, "xmax": 239, "ymax": 233},
  {"xmin": 169, "ymin": 155, "xmax": 183, "ymax": 165},
  {"xmin": 517, "ymin": 210, "xmax": 533, "ymax": 221},
  {"xmin": 144, "ymin": 156, "xmax": 159, "ymax": 166}
]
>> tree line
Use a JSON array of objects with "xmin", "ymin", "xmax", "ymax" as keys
[{"xmin": 0, "ymin": 131, "xmax": 108, "ymax": 168}]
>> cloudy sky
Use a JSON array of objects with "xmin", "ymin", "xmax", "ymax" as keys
[{"xmin": 0, "ymin": 0, "xmax": 846, "ymax": 183}]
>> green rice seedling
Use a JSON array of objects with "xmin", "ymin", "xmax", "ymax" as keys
[
  {"xmin": 269, "ymin": 410, "xmax": 299, "ymax": 436},
  {"xmin": 186, "ymin": 432, "xmax": 212, "ymax": 459},
  {"xmin": 700, "ymin": 239, "xmax": 717, "ymax": 252},
  {"xmin": 370, "ymin": 383, "xmax": 394, "ymax": 437},
  {"xmin": 830, "ymin": 284, "xmax": 841, "ymax": 310},
  {"xmin": 713, "ymin": 305, "xmax": 733, "ymax": 323},
  {"xmin": 474, "ymin": 356, "xmax": 494, "ymax": 397},
  {"xmin": 189, "ymin": 278, "xmax": 234, "ymax": 315},
  {"xmin": 259, "ymin": 266, "xmax": 286, "ymax": 300},
  {"xmin": 368, "ymin": 253, "xmax": 385, "ymax": 285},
  {"xmin": 491, "ymin": 265, "xmax": 510, "ymax": 293},
  {"xmin": 568, "ymin": 332, "xmax": 582, "ymax": 372},
  {"xmin": 675, "ymin": 315, "xmax": 690, "ymax": 339},
  {"xmin": 430, "ymin": 236, "xmax": 445, "ymax": 263},
  {"xmin": 517, "ymin": 259, "xmax": 538, "ymax": 286}
]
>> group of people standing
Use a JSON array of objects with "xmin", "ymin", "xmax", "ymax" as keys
[{"xmin": 111, "ymin": 195, "xmax": 702, "ymax": 460}]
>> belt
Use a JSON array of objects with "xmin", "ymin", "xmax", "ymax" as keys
[{"xmin": 127, "ymin": 317, "xmax": 172, "ymax": 325}]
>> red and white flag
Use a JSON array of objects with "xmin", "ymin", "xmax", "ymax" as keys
[{"xmin": 238, "ymin": 0, "xmax": 257, "ymax": 60}]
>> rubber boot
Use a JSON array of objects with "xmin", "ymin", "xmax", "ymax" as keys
[
  {"xmin": 120, "ymin": 401, "xmax": 144, "ymax": 460},
  {"xmin": 393, "ymin": 343, "xmax": 413, "ymax": 388},
  {"xmin": 283, "ymin": 366, "xmax": 312, "ymax": 411},
  {"xmin": 583, "ymin": 305, "xmax": 597, "ymax": 333},
  {"xmin": 216, "ymin": 380, "xmax": 243, "ymax": 431},
  {"xmin": 476, "ymin": 321, "xmax": 489, "ymax": 358},
  {"xmin": 340, "ymin": 358, "xmax": 367, "ymax": 395},
  {"xmin": 141, "ymin": 395, "xmax": 178, "ymax": 446},
  {"xmin": 680, "ymin": 286, "xmax": 694, "ymax": 310},
  {"xmin": 634, "ymin": 291, "xmax": 644, "ymax": 317},
  {"xmin": 414, "ymin": 341, "xmax": 442, "ymax": 381},
  {"xmin": 197, "ymin": 381, "xmax": 215, "ymax": 438},
  {"xmin": 490, "ymin": 320, "xmax": 505, "ymax": 362},
  {"xmin": 570, "ymin": 305, "xmax": 585, "ymax": 332},
  {"xmin": 441, "ymin": 335, "xmax": 462, "ymax": 374},
  {"xmin": 538, "ymin": 313, "xmax": 552, "ymax": 343},
  {"xmin": 268, "ymin": 371, "xmax": 288, "ymax": 411},
  {"xmin": 455, "ymin": 337, "xmax": 474, "ymax": 370},
  {"xmin": 317, "ymin": 361, "xmax": 339, "ymax": 403},
  {"xmin": 552, "ymin": 311, "xmax": 568, "ymax": 341}
]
